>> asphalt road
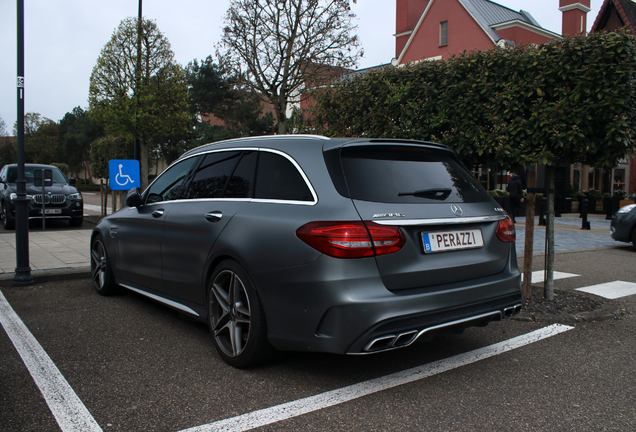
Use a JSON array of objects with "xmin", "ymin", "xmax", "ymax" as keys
[{"xmin": 1, "ymin": 244, "xmax": 635, "ymax": 431}]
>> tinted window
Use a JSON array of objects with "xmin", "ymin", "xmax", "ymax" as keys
[
  {"xmin": 255, "ymin": 152, "xmax": 313, "ymax": 201},
  {"xmin": 7, "ymin": 166, "xmax": 67, "ymax": 184},
  {"xmin": 146, "ymin": 157, "xmax": 197, "ymax": 203},
  {"xmin": 337, "ymin": 145, "xmax": 491, "ymax": 204},
  {"xmin": 224, "ymin": 151, "xmax": 257, "ymax": 198},
  {"xmin": 185, "ymin": 151, "xmax": 241, "ymax": 199}
]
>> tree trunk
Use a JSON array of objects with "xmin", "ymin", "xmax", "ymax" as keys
[
  {"xmin": 140, "ymin": 137, "xmax": 149, "ymax": 190},
  {"xmin": 544, "ymin": 166, "xmax": 555, "ymax": 301},
  {"xmin": 522, "ymin": 168, "xmax": 537, "ymax": 298}
]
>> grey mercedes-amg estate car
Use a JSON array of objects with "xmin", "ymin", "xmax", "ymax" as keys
[{"xmin": 91, "ymin": 135, "xmax": 521, "ymax": 368}]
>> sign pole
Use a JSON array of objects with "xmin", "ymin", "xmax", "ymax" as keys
[{"xmin": 14, "ymin": 0, "xmax": 33, "ymax": 286}]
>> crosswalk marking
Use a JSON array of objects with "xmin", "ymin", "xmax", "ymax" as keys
[
  {"xmin": 576, "ymin": 281, "xmax": 636, "ymax": 299},
  {"xmin": 521, "ymin": 271, "xmax": 580, "ymax": 284}
]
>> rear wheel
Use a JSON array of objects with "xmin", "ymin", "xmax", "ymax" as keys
[
  {"xmin": 90, "ymin": 234, "xmax": 119, "ymax": 295},
  {"xmin": 2, "ymin": 202, "xmax": 14, "ymax": 230},
  {"xmin": 208, "ymin": 260, "xmax": 274, "ymax": 368}
]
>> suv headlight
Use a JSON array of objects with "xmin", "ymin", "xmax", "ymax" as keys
[
  {"xmin": 10, "ymin": 193, "xmax": 33, "ymax": 201},
  {"xmin": 67, "ymin": 192, "xmax": 82, "ymax": 201}
]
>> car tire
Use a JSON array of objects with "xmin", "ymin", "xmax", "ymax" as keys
[
  {"xmin": 631, "ymin": 227, "xmax": 636, "ymax": 251},
  {"xmin": 69, "ymin": 217, "xmax": 83, "ymax": 228},
  {"xmin": 2, "ymin": 202, "xmax": 15, "ymax": 230},
  {"xmin": 208, "ymin": 260, "xmax": 275, "ymax": 368},
  {"xmin": 90, "ymin": 234, "xmax": 119, "ymax": 296}
]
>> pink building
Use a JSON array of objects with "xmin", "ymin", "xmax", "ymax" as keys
[{"xmin": 394, "ymin": 0, "xmax": 591, "ymax": 65}]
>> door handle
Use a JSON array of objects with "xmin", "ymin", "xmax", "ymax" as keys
[
  {"xmin": 205, "ymin": 211, "xmax": 223, "ymax": 222},
  {"xmin": 152, "ymin": 209, "xmax": 164, "ymax": 218}
]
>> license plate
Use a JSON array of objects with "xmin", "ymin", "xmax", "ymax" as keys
[
  {"xmin": 422, "ymin": 229, "xmax": 484, "ymax": 253},
  {"xmin": 41, "ymin": 208, "xmax": 62, "ymax": 215}
]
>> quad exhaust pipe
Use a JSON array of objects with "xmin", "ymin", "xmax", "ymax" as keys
[{"xmin": 362, "ymin": 305, "xmax": 522, "ymax": 353}]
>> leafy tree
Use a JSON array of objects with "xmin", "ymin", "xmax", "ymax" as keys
[
  {"xmin": 59, "ymin": 107, "xmax": 104, "ymax": 181},
  {"xmin": 218, "ymin": 0, "xmax": 362, "ymax": 134},
  {"xmin": 25, "ymin": 119, "xmax": 59, "ymax": 163},
  {"xmin": 156, "ymin": 56, "xmax": 275, "ymax": 164},
  {"xmin": 11, "ymin": 113, "xmax": 58, "ymax": 164},
  {"xmin": 0, "ymin": 115, "xmax": 15, "ymax": 167},
  {"xmin": 89, "ymin": 17, "xmax": 189, "ymax": 189},
  {"xmin": 13, "ymin": 112, "xmax": 42, "ymax": 138},
  {"xmin": 89, "ymin": 135, "xmax": 135, "ymax": 180}
]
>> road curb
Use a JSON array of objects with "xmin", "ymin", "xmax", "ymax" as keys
[{"xmin": 0, "ymin": 266, "xmax": 91, "ymax": 288}]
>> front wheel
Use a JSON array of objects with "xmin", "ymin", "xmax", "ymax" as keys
[
  {"xmin": 208, "ymin": 260, "xmax": 274, "ymax": 368},
  {"xmin": 90, "ymin": 234, "xmax": 119, "ymax": 295}
]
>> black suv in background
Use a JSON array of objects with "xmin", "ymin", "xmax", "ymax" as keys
[{"xmin": 0, "ymin": 163, "xmax": 84, "ymax": 229}]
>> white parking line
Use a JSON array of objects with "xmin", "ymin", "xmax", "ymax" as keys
[
  {"xmin": 576, "ymin": 281, "xmax": 636, "ymax": 299},
  {"xmin": 179, "ymin": 324, "xmax": 574, "ymax": 432},
  {"xmin": 0, "ymin": 291, "xmax": 102, "ymax": 432},
  {"xmin": 521, "ymin": 271, "xmax": 580, "ymax": 284}
]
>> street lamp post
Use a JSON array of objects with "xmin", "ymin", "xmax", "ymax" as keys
[{"xmin": 14, "ymin": 0, "xmax": 33, "ymax": 286}]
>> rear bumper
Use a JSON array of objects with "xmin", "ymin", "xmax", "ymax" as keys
[{"xmin": 252, "ymin": 247, "xmax": 521, "ymax": 355}]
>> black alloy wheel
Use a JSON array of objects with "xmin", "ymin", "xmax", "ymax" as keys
[
  {"xmin": 90, "ymin": 235, "xmax": 118, "ymax": 295},
  {"xmin": 208, "ymin": 260, "xmax": 274, "ymax": 368}
]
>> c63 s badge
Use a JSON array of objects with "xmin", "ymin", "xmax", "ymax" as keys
[{"xmin": 373, "ymin": 213, "xmax": 405, "ymax": 219}]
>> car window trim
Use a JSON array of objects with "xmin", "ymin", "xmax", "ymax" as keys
[{"xmin": 188, "ymin": 147, "xmax": 318, "ymax": 205}]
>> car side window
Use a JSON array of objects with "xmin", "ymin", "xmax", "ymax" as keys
[
  {"xmin": 255, "ymin": 152, "xmax": 313, "ymax": 201},
  {"xmin": 224, "ymin": 151, "xmax": 257, "ymax": 199},
  {"xmin": 184, "ymin": 151, "xmax": 242, "ymax": 199},
  {"xmin": 146, "ymin": 157, "xmax": 197, "ymax": 204}
]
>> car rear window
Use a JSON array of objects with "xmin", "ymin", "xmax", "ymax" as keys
[{"xmin": 331, "ymin": 145, "xmax": 491, "ymax": 204}]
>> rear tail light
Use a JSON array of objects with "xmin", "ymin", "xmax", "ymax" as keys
[
  {"xmin": 296, "ymin": 221, "xmax": 406, "ymax": 259},
  {"xmin": 496, "ymin": 215, "xmax": 516, "ymax": 242}
]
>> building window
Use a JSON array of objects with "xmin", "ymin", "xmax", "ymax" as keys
[
  {"xmin": 613, "ymin": 168, "xmax": 626, "ymax": 192},
  {"xmin": 439, "ymin": 21, "xmax": 448, "ymax": 47}
]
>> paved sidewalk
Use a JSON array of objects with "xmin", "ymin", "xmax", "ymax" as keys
[
  {"xmin": 515, "ymin": 213, "xmax": 617, "ymax": 255},
  {"xmin": 0, "ymin": 230, "xmax": 91, "ymax": 281}
]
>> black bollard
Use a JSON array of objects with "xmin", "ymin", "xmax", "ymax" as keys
[
  {"xmin": 581, "ymin": 198, "xmax": 590, "ymax": 230},
  {"xmin": 538, "ymin": 197, "xmax": 546, "ymax": 226},
  {"xmin": 605, "ymin": 197, "xmax": 614, "ymax": 220}
]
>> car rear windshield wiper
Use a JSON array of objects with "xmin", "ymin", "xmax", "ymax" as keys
[{"xmin": 398, "ymin": 188, "xmax": 452, "ymax": 200}]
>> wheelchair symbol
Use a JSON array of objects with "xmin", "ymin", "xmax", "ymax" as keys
[{"xmin": 115, "ymin": 164, "xmax": 134, "ymax": 186}]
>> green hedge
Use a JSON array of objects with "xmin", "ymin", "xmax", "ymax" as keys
[{"xmin": 308, "ymin": 30, "xmax": 636, "ymax": 170}]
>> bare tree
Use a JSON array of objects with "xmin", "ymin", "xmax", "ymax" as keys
[
  {"xmin": 0, "ymin": 115, "xmax": 7, "ymax": 137},
  {"xmin": 218, "ymin": 0, "xmax": 362, "ymax": 134}
]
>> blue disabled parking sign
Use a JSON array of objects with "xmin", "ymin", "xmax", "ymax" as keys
[{"xmin": 109, "ymin": 159, "xmax": 140, "ymax": 190}]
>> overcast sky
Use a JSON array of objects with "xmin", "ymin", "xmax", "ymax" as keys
[{"xmin": 0, "ymin": 0, "xmax": 604, "ymax": 132}]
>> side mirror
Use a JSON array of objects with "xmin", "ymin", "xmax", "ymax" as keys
[
  {"xmin": 125, "ymin": 187, "xmax": 143, "ymax": 207},
  {"xmin": 68, "ymin": 178, "xmax": 77, "ymax": 185}
]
